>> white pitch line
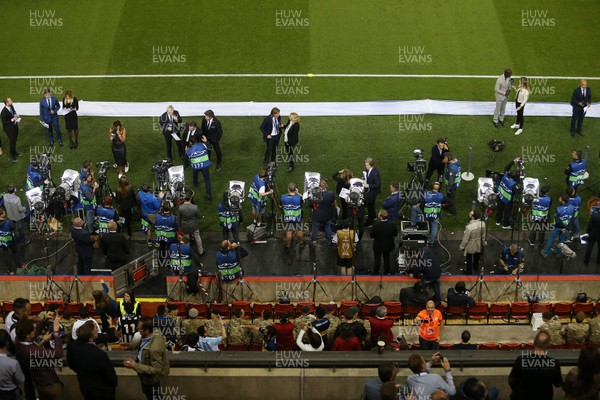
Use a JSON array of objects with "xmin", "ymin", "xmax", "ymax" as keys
[{"xmin": 0, "ymin": 73, "xmax": 598, "ymax": 80}]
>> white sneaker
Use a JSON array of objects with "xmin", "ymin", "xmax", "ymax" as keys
[
  {"xmin": 515, "ymin": 129, "xmax": 523, "ymax": 136},
  {"xmin": 125, "ymin": 162, "xmax": 129, "ymax": 173},
  {"xmin": 510, "ymin": 124, "xmax": 519, "ymax": 129},
  {"xmin": 118, "ymin": 173, "xmax": 123, "ymax": 179}
]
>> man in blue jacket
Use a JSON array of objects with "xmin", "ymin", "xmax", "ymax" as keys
[{"xmin": 39, "ymin": 88, "xmax": 62, "ymax": 147}]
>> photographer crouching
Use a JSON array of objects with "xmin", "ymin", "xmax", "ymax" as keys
[
  {"xmin": 411, "ymin": 182, "xmax": 451, "ymax": 247},
  {"xmin": 216, "ymin": 240, "xmax": 249, "ymax": 282}
]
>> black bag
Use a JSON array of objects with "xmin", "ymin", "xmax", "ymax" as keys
[{"xmin": 488, "ymin": 140, "xmax": 504, "ymax": 152}]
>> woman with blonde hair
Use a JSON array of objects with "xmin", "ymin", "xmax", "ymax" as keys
[
  {"xmin": 109, "ymin": 120, "xmax": 128, "ymax": 178},
  {"xmin": 282, "ymin": 112, "xmax": 300, "ymax": 172},
  {"xmin": 511, "ymin": 77, "xmax": 529, "ymax": 136},
  {"xmin": 62, "ymin": 89, "xmax": 79, "ymax": 149}
]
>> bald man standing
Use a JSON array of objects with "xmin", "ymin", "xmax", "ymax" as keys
[
  {"xmin": 570, "ymin": 79, "xmax": 592, "ymax": 136},
  {"xmin": 71, "ymin": 217, "xmax": 94, "ymax": 275}
]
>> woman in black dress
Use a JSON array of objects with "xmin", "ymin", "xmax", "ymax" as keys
[
  {"xmin": 115, "ymin": 176, "xmax": 137, "ymax": 237},
  {"xmin": 109, "ymin": 121, "xmax": 128, "ymax": 178},
  {"xmin": 282, "ymin": 112, "xmax": 300, "ymax": 172},
  {"xmin": 62, "ymin": 90, "xmax": 79, "ymax": 149}
]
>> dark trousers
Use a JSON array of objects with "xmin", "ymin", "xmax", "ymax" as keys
[
  {"xmin": 79, "ymin": 386, "xmax": 116, "ymax": 400},
  {"xmin": 445, "ymin": 189, "xmax": 457, "ymax": 214},
  {"xmin": 0, "ymin": 388, "xmax": 18, "ymax": 400},
  {"xmin": 373, "ymin": 250, "xmax": 391, "ymax": 275},
  {"xmin": 46, "ymin": 116, "xmax": 62, "ymax": 144},
  {"xmin": 222, "ymin": 226, "xmax": 239, "ymax": 243},
  {"xmin": 347, "ymin": 206, "xmax": 365, "ymax": 239},
  {"xmin": 571, "ymin": 106, "xmax": 585, "ymax": 132},
  {"xmin": 76, "ymin": 252, "xmax": 93, "ymax": 275},
  {"xmin": 495, "ymin": 200, "xmax": 513, "ymax": 227},
  {"xmin": 2, "ymin": 246, "xmax": 21, "ymax": 273},
  {"xmin": 465, "ymin": 252, "xmax": 480, "ymax": 275},
  {"xmin": 584, "ymin": 236, "xmax": 600, "ymax": 265},
  {"xmin": 193, "ymin": 168, "xmax": 211, "ymax": 196},
  {"xmin": 365, "ymin": 192, "xmax": 378, "ymax": 225},
  {"xmin": 139, "ymin": 377, "xmax": 160, "ymax": 400},
  {"xmin": 284, "ymin": 142, "xmax": 296, "ymax": 169},
  {"xmin": 264, "ymin": 136, "xmax": 280, "ymax": 165},
  {"xmin": 121, "ymin": 208, "xmax": 133, "ymax": 236},
  {"xmin": 419, "ymin": 337, "xmax": 439, "ymax": 350},
  {"xmin": 208, "ymin": 138, "xmax": 222, "ymax": 165},
  {"xmin": 425, "ymin": 163, "xmax": 444, "ymax": 182},
  {"xmin": 516, "ymin": 102, "xmax": 525, "ymax": 128},
  {"xmin": 528, "ymin": 219, "xmax": 548, "ymax": 245},
  {"xmin": 424, "ymin": 277, "xmax": 441, "ymax": 303},
  {"xmin": 163, "ymin": 133, "xmax": 174, "ymax": 159},
  {"xmin": 4, "ymin": 130, "xmax": 18, "ymax": 159}
]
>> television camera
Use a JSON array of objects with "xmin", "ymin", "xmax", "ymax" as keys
[
  {"xmin": 303, "ymin": 172, "xmax": 322, "ymax": 202},
  {"xmin": 347, "ymin": 178, "xmax": 365, "ymax": 208},
  {"xmin": 407, "ymin": 149, "xmax": 427, "ymax": 172},
  {"xmin": 227, "ymin": 180, "xmax": 245, "ymax": 211}
]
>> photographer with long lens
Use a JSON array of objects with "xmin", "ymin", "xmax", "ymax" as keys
[
  {"xmin": 542, "ymin": 196, "xmax": 575, "ymax": 259},
  {"xmin": 495, "ymin": 157, "xmax": 523, "ymax": 230},
  {"xmin": 184, "ymin": 136, "xmax": 212, "ymax": 201},
  {"xmin": 169, "ymin": 234, "xmax": 201, "ymax": 276},
  {"xmin": 96, "ymin": 197, "xmax": 119, "ymax": 236},
  {"xmin": 216, "ymin": 240, "xmax": 249, "ymax": 282},
  {"xmin": 138, "ymin": 184, "xmax": 163, "ymax": 248},
  {"xmin": 411, "ymin": 182, "xmax": 448, "ymax": 247},
  {"xmin": 528, "ymin": 186, "xmax": 551, "ymax": 247},
  {"xmin": 497, "ymin": 243, "xmax": 524, "ymax": 275},
  {"xmin": 281, "ymin": 182, "xmax": 305, "ymax": 250},
  {"xmin": 442, "ymin": 153, "xmax": 460, "ymax": 216},
  {"xmin": 426, "ymin": 139, "xmax": 449, "ymax": 183},
  {"xmin": 248, "ymin": 169, "xmax": 273, "ymax": 228},
  {"xmin": 79, "ymin": 174, "xmax": 98, "ymax": 233},
  {"xmin": 565, "ymin": 149, "xmax": 586, "ymax": 191}
]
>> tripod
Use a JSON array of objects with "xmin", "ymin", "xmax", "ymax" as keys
[
  {"xmin": 64, "ymin": 241, "xmax": 81, "ymax": 303},
  {"xmin": 304, "ymin": 262, "xmax": 330, "ymax": 302},
  {"xmin": 336, "ymin": 207, "xmax": 368, "ymax": 300},
  {"xmin": 496, "ymin": 268, "xmax": 525, "ymax": 302},
  {"xmin": 469, "ymin": 206, "xmax": 492, "ymax": 302},
  {"xmin": 167, "ymin": 269, "xmax": 188, "ymax": 302},
  {"xmin": 224, "ymin": 262, "xmax": 256, "ymax": 302}
]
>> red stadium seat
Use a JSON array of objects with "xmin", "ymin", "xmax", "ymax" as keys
[
  {"xmin": 549, "ymin": 344, "xmax": 565, "ymax": 349},
  {"xmin": 210, "ymin": 303, "xmax": 230, "ymax": 318},
  {"xmin": 249, "ymin": 343, "xmax": 263, "ymax": 351},
  {"xmin": 552, "ymin": 302, "xmax": 573, "ymax": 320},
  {"xmin": 86, "ymin": 303, "xmax": 99, "ymax": 317},
  {"xmin": 65, "ymin": 302, "xmax": 85, "ymax": 317},
  {"xmin": 29, "ymin": 302, "xmax": 44, "ymax": 316},
  {"xmin": 572, "ymin": 302, "xmax": 594, "ymax": 320},
  {"xmin": 531, "ymin": 303, "xmax": 552, "ymax": 314},
  {"xmin": 383, "ymin": 302, "xmax": 402, "ymax": 321},
  {"xmin": 595, "ymin": 302, "xmax": 600, "ymax": 317},
  {"xmin": 252, "ymin": 303, "xmax": 273, "ymax": 320},
  {"xmin": 360, "ymin": 303, "xmax": 380, "ymax": 319},
  {"xmin": 2, "ymin": 302, "xmax": 14, "ymax": 316},
  {"xmin": 45, "ymin": 300, "xmax": 64, "ymax": 313},
  {"xmin": 565, "ymin": 343, "xmax": 586, "ymax": 349},
  {"xmin": 478, "ymin": 343, "xmax": 499, "ymax": 350},
  {"xmin": 466, "ymin": 302, "xmax": 488, "ymax": 324},
  {"xmin": 439, "ymin": 343, "xmax": 453, "ymax": 350},
  {"xmin": 295, "ymin": 302, "xmax": 316, "ymax": 318},
  {"xmin": 274, "ymin": 303, "xmax": 294, "ymax": 318},
  {"xmin": 168, "ymin": 302, "xmax": 187, "ymax": 317},
  {"xmin": 510, "ymin": 302, "xmax": 532, "ymax": 323},
  {"xmin": 500, "ymin": 343, "xmax": 522, "ymax": 350},
  {"xmin": 318, "ymin": 303, "xmax": 338, "ymax": 316},
  {"xmin": 187, "ymin": 303, "xmax": 208, "ymax": 319},
  {"xmin": 445, "ymin": 305, "xmax": 467, "ymax": 324},
  {"xmin": 231, "ymin": 302, "xmax": 252, "ymax": 318},
  {"xmin": 488, "ymin": 303, "xmax": 510, "ymax": 323},
  {"xmin": 402, "ymin": 304, "xmax": 421, "ymax": 325},
  {"xmin": 226, "ymin": 344, "xmax": 249, "ymax": 351},
  {"xmin": 521, "ymin": 343, "xmax": 534, "ymax": 349},
  {"xmin": 339, "ymin": 301, "xmax": 359, "ymax": 317}
]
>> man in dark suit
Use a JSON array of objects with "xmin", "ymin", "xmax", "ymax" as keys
[
  {"xmin": 381, "ymin": 182, "xmax": 403, "ymax": 223},
  {"xmin": 360, "ymin": 362, "xmax": 398, "ymax": 400},
  {"xmin": 159, "ymin": 105, "xmax": 182, "ymax": 160},
  {"xmin": 1, "ymin": 98, "xmax": 21, "ymax": 162},
  {"xmin": 100, "ymin": 221, "xmax": 129, "ymax": 270},
  {"xmin": 370, "ymin": 210, "xmax": 398, "ymax": 275},
  {"xmin": 201, "ymin": 110, "xmax": 223, "ymax": 171},
  {"xmin": 425, "ymin": 139, "xmax": 449, "ymax": 182},
  {"xmin": 363, "ymin": 157, "xmax": 381, "ymax": 226},
  {"xmin": 570, "ymin": 79, "xmax": 592, "ymax": 136},
  {"xmin": 70, "ymin": 217, "xmax": 94, "ymax": 275},
  {"xmin": 310, "ymin": 179, "xmax": 335, "ymax": 245},
  {"xmin": 181, "ymin": 121, "xmax": 200, "ymax": 151},
  {"xmin": 260, "ymin": 107, "xmax": 282, "ymax": 167},
  {"xmin": 39, "ymin": 88, "xmax": 62, "ymax": 146}
]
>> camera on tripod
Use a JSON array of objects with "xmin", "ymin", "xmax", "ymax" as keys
[
  {"xmin": 152, "ymin": 159, "xmax": 173, "ymax": 192},
  {"xmin": 38, "ymin": 152, "xmax": 52, "ymax": 180},
  {"xmin": 477, "ymin": 177, "xmax": 498, "ymax": 208},
  {"xmin": 26, "ymin": 186, "xmax": 46, "ymax": 212},
  {"xmin": 167, "ymin": 165, "xmax": 186, "ymax": 202},
  {"xmin": 54, "ymin": 169, "xmax": 80, "ymax": 202},
  {"xmin": 522, "ymin": 178, "xmax": 540, "ymax": 208},
  {"xmin": 266, "ymin": 162, "xmax": 277, "ymax": 186},
  {"xmin": 514, "ymin": 157, "xmax": 526, "ymax": 181},
  {"xmin": 407, "ymin": 149, "xmax": 426, "ymax": 172},
  {"xmin": 227, "ymin": 180, "xmax": 245, "ymax": 211},
  {"xmin": 96, "ymin": 161, "xmax": 110, "ymax": 185},
  {"xmin": 347, "ymin": 178, "xmax": 365, "ymax": 207},
  {"xmin": 303, "ymin": 172, "xmax": 322, "ymax": 202}
]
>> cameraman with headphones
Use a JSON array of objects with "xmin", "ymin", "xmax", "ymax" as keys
[
  {"xmin": 79, "ymin": 174, "xmax": 98, "ymax": 233},
  {"xmin": 280, "ymin": 183, "xmax": 305, "ymax": 250},
  {"xmin": 411, "ymin": 182, "xmax": 448, "ymax": 247},
  {"xmin": 495, "ymin": 157, "xmax": 523, "ymax": 229},
  {"xmin": 248, "ymin": 169, "xmax": 273, "ymax": 228},
  {"xmin": 138, "ymin": 184, "xmax": 163, "ymax": 248},
  {"xmin": 26, "ymin": 160, "xmax": 44, "ymax": 191}
]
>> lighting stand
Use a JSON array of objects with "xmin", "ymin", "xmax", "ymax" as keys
[{"xmin": 304, "ymin": 262, "xmax": 330, "ymax": 303}]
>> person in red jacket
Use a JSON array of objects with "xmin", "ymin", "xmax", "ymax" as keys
[
  {"xmin": 370, "ymin": 306, "xmax": 394, "ymax": 346},
  {"xmin": 332, "ymin": 323, "xmax": 362, "ymax": 351},
  {"xmin": 273, "ymin": 313, "xmax": 295, "ymax": 351}
]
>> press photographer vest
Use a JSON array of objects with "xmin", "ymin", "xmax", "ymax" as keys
[
  {"xmin": 26, "ymin": 167, "xmax": 43, "ymax": 191},
  {"xmin": 336, "ymin": 229, "xmax": 355, "ymax": 259},
  {"xmin": 169, "ymin": 243, "xmax": 192, "ymax": 273},
  {"xmin": 501, "ymin": 248, "xmax": 522, "ymax": 267},
  {"xmin": 217, "ymin": 250, "xmax": 241, "ymax": 282},
  {"xmin": 555, "ymin": 204, "xmax": 574, "ymax": 228},
  {"xmin": 423, "ymin": 191, "xmax": 443, "ymax": 219},
  {"xmin": 443, "ymin": 162, "xmax": 461, "ymax": 189},
  {"xmin": 119, "ymin": 301, "xmax": 140, "ymax": 316},
  {"xmin": 96, "ymin": 206, "xmax": 116, "ymax": 235},
  {"xmin": 531, "ymin": 195, "xmax": 551, "ymax": 221},
  {"xmin": 498, "ymin": 174, "xmax": 517, "ymax": 204},
  {"xmin": 568, "ymin": 196, "xmax": 581, "ymax": 218},
  {"xmin": 568, "ymin": 160, "xmax": 586, "ymax": 186},
  {"xmin": 281, "ymin": 194, "xmax": 302, "ymax": 222},
  {"xmin": 187, "ymin": 143, "xmax": 211, "ymax": 170},
  {"xmin": 155, "ymin": 213, "xmax": 177, "ymax": 243},
  {"xmin": 248, "ymin": 175, "xmax": 267, "ymax": 206},
  {"xmin": 79, "ymin": 184, "xmax": 96, "ymax": 210},
  {"xmin": 218, "ymin": 204, "xmax": 239, "ymax": 228},
  {"xmin": 0, "ymin": 220, "xmax": 14, "ymax": 248},
  {"xmin": 138, "ymin": 191, "xmax": 161, "ymax": 216}
]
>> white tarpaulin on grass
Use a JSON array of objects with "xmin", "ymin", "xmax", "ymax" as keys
[{"xmin": 11, "ymin": 99, "xmax": 599, "ymax": 118}]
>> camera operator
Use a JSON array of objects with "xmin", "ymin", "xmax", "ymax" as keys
[
  {"xmin": 159, "ymin": 105, "xmax": 182, "ymax": 160},
  {"xmin": 528, "ymin": 186, "xmax": 551, "ymax": 247},
  {"xmin": 381, "ymin": 182, "xmax": 403, "ymax": 223},
  {"xmin": 79, "ymin": 160, "xmax": 94, "ymax": 183},
  {"xmin": 216, "ymin": 240, "xmax": 249, "ymax": 282},
  {"xmin": 363, "ymin": 157, "xmax": 381, "ymax": 227},
  {"xmin": 138, "ymin": 184, "xmax": 163, "ymax": 247},
  {"xmin": 4, "ymin": 184, "xmax": 29, "ymax": 246},
  {"xmin": 201, "ymin": 110, "xmax": 223, "ymax": 171},
  {"xmin": 542, "ymin": 196, "xmax": 575, "ymax": 259},
  {"xmin": 565, "ymin": 149, "xmax": 587, "ymax": 191},
  {"xmin": 281, "ymin": 183, "xmax": 305, "ymax": 250},
  {"xmin": 169, "ymin": 234, "xmax": 201, "ymax": 275},
  {"xmin": 0, "ymin": 208, "xmax": 22, "ymax": 274},
  {"xmin": 310, "ymin": 179, "xmax": 335, "ymax": 246},
  {"xmin": 155, "ymin": 203, "xmax": 177, "ymax": 256},
  {"xmin": 409, "ymin": 247, "xmax": 442, "ymax": 303},
  {"xmin": 442, "ymin": 153, "xmax": 460, "ymax": 216},
  {"xmin": 497, "ymin": 243, "xmax": 524, "ymax": 275},
  {"xmin": 248, "ymin": 169, "xmax": 273, "ymax": 228},
  {"xmin": 26, "ymin": 160, "xmax": 45, "ymax": 191},
  {"xmin": 426, "ymin": 139, "xmax": 449, "ymax": 183},
  {"xmin": 218, "ymin": 191, "xmax": 241, "ymax": 243},
  {"xmin": 184, "ymin": 136, "xmax": 212, "ymax": 201},
  {"xmin": 495, "ymin": 158, "xmax": 522, "ymax": 229},
  {"xmin": 96, "ymin": 196, "xmax": 119, "ymax": 236},
  {"xmin": 79, "ymin": 174, "xmax": 98, "ymax": 233},
  {"xmin": 566, "ymin": 186, "xmax": 582, "ymax": 240},
  {"xmin": 332, "ymin": 168, "xmax": 353, "ymax": 221},
  {"xmin": 411, "ymin": 182, "xmax": 449, "ymax": 247},
  {"xmin": 177, "ymin": 191, "xmax": 204, "ymax": 256}
]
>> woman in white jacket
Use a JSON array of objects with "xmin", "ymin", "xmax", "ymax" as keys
[
  {"xmin": 511, "ymin": 77, "xmax": 530, "ymax": 136},
  {"xmin": 295, "ymin": 324, "xmax": 324, "ymax": 351}
]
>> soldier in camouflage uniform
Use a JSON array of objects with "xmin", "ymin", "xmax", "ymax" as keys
[
  {"xmin": 590, "ymin": 315, "xmax": 600, "ymax": 344},
  {"xmin": 60, "ymin": 310, "xmax": 76, "ymax": 343},
  {"xmin": 182, "ymin": 308, "xmax": 206, "ymax": 341},
  {"xmin": 564, "ymin": 311, "xmax": 590, "ymax": 344},
  {"xmin": 325, "ymin": 304, "xmax": 340, "ymax": 345},
  {"xmin": 538, "ymin": 311, "xmax": 565, "ymax": 346},
  {"xmin": 205, "ymin": 311, "xmax": 226, "ymax": 337},
  {"xmin": 250, "ymin": 309, "xmax": 273, "ymax": 345},
  {"xmin": 294, "ymin": 306, "xmax": 315, "ymax": 337},
  {"xmin": 228, "ymin": 309, "xmax": 251, "ymax": 345}
]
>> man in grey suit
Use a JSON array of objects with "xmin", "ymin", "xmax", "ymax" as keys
[
  {"xmin": 493, "ymin": 69, "xmax": 513, "ymax": 128},
  {"xmin": 177, "ymin": 191, "xmax": 204, "ymax": 256},
  {"xmin": 3, "ymin": 184, "xmax": 29, "ymax": 245}
]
